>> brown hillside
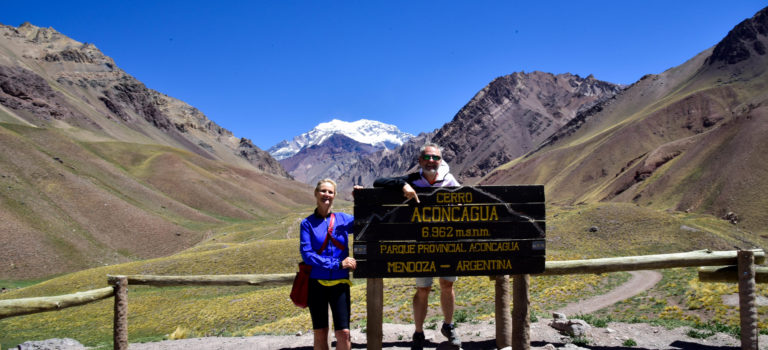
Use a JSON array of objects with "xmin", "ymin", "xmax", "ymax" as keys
[
  {"xmin": 0, "ymin": 22, "xmax": 314, "ymax": 279},
  {"xmin": 483, "ymin": 6, "xmax": 768, "ymax": 245}
]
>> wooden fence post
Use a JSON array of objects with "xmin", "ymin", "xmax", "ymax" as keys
[
  {"xmin": 737, "ymin": 250, "xmax": 758, "ymax": 350},
  {"xmin": 113, "ymin": 276, "xmax": 128, "ymax": 350},
  {"xmin": 495, "ymin": 275, "xmax": 512, "ymax": 349},
  {"xmin": 366, "ymin": 278, "xmax": 383, "ymax": 350},
  {"xmin": 512, "ymin": 274, "xmax": 530, "ymax": 350}
]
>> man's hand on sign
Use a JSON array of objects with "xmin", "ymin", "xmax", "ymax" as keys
[{"xmin": 402, "ymin": 183, "xmax": 420, "ymax": 203}]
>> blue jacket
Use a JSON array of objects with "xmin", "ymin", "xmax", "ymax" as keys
[{"xmin": 299, "ymin": 211, "xmax": 353, "ymax": 280}]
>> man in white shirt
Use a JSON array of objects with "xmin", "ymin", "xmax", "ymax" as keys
[{"xmin": 373, "ymin": 142, "xmax": 461, "ymax": 349}]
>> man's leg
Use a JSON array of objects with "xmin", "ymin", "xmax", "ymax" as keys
[
  {"xmin": 439, "ymin": 277, "xmax": 461, "ymax": 346},
  {"xmin": 411, "ymin": 277, "xmax": 433, "ymax": 350},
  {"xmin": 413, "ymin": 286, "xmax": 431, "ymax": 332},
  {"xmin": 439, "ymin": 278, "xmax": 455, "ymax": 324}
]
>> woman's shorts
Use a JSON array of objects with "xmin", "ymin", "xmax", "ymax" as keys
[{"xmin": 307, "ymin": 278, "xmax": 351, "ymax": 330}]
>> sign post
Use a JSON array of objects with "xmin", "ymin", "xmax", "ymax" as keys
[
  {"xmin": 352, "ymin": 185, "xmax": 545, "ymax": 349},
  {"xmin": 353, "ymin": 186, "xmax": 546, "ymax": 277}
]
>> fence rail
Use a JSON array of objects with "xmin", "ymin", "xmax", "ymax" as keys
[
  {"xmin": 699, "ymin": 265, "xmax": 768, "ymax": 283},
  {"xmin": 0, "ymin": 249, "xmax": 764, "ymax": 350},
  {"xmin": 0, "ymin": 286, "xmax": 114, "ymax": 319},
  {"xmin": 106, "ymin": 273, "xmax": 294, "ymax": 287}
]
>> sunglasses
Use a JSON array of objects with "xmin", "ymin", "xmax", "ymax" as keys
[{"xmin": 421, "ymin": 154, "xmax": 442, "ymax": 161}]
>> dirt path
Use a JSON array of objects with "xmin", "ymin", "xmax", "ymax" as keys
[{"xmin": 554, "ymin": 270, "xmax": 663, "ymax": 316}]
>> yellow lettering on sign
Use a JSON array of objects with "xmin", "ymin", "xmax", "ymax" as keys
[
  {"xmin": 416, "ymin": 243, "xmax": 467, "ymax": 254},
  {"xmin": 410, "ymin": 206, "xmax": 499, "ymax": 223},
  {"xmin": 468, "ymin": 241, "xmax": 520, "ymax": 252},
  {"xmin": 455, "ymin": 259, "xmax": 513, "ymax": 272},
  {"xmin": 387, "ymin": 261, "xmax": 437, "ymax": 273},
  {"xmin": 436, "ymin": 192, "xmax": 474, "ymax": 203},
  {"xmin": 380, "ymin": 244, "xmax": 416, "ymax": 255}
]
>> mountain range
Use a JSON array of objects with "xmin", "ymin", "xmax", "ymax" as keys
[
  {"xmin": 483, "ymin": 6, "xmax": 768, "ymax": 239},
  {"xmin": 331, "ymin": 71, "xmax": 622, "ymax": 193},
  {"xmin": 2, "ymin": 5, "xmax": 767, "ymax": 278},
  {"xmin": 267, "ymin": 119, "xmax": 413, "ymax": 160},
  {"xmin": 0, "ymin": 22, "xmax": 311, "ymax": 278},
  {"xmin": 268, "ymin": 119, "xmax": 413, "ymax": 184}
]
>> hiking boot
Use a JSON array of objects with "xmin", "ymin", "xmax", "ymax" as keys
[
  {"xmin": 411, "ymin": 331, "xmax": 425, "ymax": 350},
  {"xmin": 441, "ymin": 322, "xmax": 461, "ymax": 347}
]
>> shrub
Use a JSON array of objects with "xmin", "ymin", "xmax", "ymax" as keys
[{"xmin": 623, "ymin": 338, "xmax": 637, "ymax": 346}]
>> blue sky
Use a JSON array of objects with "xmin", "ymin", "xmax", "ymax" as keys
[{"xmin": 2, "ymin": 1, "xmax": 766, "ymax": 149}]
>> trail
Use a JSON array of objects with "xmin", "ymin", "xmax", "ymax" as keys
[{"xmin": 554, "ymin": 270, "xmax": 663, "ymax": 316}]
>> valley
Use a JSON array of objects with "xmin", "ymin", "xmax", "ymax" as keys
[{"xmin": 1, "ymin": 5, "xmax": 768, "ymax": 348}]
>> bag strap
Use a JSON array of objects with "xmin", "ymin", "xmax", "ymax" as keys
[{"xmin": 318, "ymin": 213, "xmax": 345, "ymax": 253}]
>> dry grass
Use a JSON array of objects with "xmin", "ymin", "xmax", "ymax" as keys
[
  {"xmin": 0, "ymin": 124, "xmax": 313, "ymax": 280},
  {"xmin": 2, "ymin": 202, "xmax": 763, "ymax": 347}
]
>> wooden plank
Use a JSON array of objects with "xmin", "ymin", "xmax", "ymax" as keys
[
  {"xmin": 737, "ymin": 251, "xmax": 758, "ymax": 350},
  {"xmin": 352, "ymin": 255, "xmax": 545, "ymax": 278},
  {"xmin": 0, "ymin": 286, "xmax": 115, "ymax": 319},
  {"xmin": 354, "ymin": 239, "xmax": 546, "ymax": 260},
  {"xmin": 107, "ymin": 274, "xmax": 295, "ymax": 286},
  {"xmin": 354, "ymin": 185, "xmax": 544, "ymax": 205},
  {"xmin": 698, "ymin": 266, "xmax": 768, "ymax": 283},
  {"xmin": 113, "ymin": 276, "xmax": 128, "ymax": 350},
  {"xmin": 494, "ymin": 275, "xmax": 511, "ymax": 349},
  {"xmin": 354, "ymin": 203, "xmax": 545, "ymax": 224},
  {"xmin": 366, "ymin": 278, "xmax": 383, "ymax": 350},
  {"xmin": 512, "ymin": 274, "xmax": 531, "ymax": 350},
  {"xmin": 353, "ymin": 221, "xmax": 545, "ymax": 241},
  {"xmin": 542, "ymin": 249, "xmax": 765, "ymax": 275}
]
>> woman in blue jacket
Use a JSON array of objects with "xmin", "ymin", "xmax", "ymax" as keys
[{"xmin": 300, "ymin": 178, "xmax": 356, "ymax": 350}]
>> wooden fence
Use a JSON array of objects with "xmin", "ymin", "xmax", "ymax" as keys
[{"xmin": 0, "ymin": 249, "xmax": 765, "ymax": 350}]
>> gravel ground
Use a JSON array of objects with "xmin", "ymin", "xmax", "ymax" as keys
[
  {"xmin": 9, "ymin": 270, "xmax": 766, "ymax": 349},
  {"xmin": 126, "ymin": 320, "xmax": 767, "ymax": 349}
]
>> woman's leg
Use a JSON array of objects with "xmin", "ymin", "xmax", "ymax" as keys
[
  {"xmin": 308, "ymin": 279, "xmax": 330, "ymax": 349},
  {"xmin": 314, "ymin": 328, "xmax": 330, "ymax": 350},
  {"xmin": 328, "ymin": 283, "xmax": 352, "ymax": 350},
  {"xmin": 334, "ymin": 329, "xmax": 351, "ymax": 350}
]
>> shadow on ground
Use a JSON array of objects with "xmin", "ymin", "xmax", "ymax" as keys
[{"xmin": 280, "ymin": 340, "xmax": 741, "ymax": 350}]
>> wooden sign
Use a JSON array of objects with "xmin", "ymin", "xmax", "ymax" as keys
[{"xmin": 352, "ymin": 185, "xmax": 545, "ymax": 278}]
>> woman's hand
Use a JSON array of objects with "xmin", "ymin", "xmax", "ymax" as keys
[{"xmin": 341, "ymin": 257, "xmax": 357, "ymax": 270}]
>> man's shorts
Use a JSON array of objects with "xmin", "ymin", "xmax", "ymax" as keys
[{"xmin": 415, "ymin": 276, "xmax": 458, "ymax": 288}]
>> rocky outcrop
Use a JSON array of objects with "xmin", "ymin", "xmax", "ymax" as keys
[
  {"xmin": 239, "ymin": 138, "xmax": 291, "ymax": 178},
  {"xmin": 280, "ymin": 133, "xmax": 379, "ymax": 184},
  {"xmin": 335, "ymin": 131, "xmax": 432, "ymax": 196},
  {"xmin": 0, "ymin": 65, "xmax": 75, "ymax": 121},
  {"xmin": 432, "ymin": 72, "xmax": 621, "ymax": 182},
  {"xmin": 0, "ymin": 22, "xmax": 288, "ymax": 178},
  {"xmin": 707, "ymin": 6, "xmax": 768, "ymax": 65},
  {"xmin": 336, "ymin": 72, "xmax": 621, "ymax": 194}
]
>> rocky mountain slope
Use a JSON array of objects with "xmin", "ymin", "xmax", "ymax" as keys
[
  {"xmin": 483, "ymin": 6, "xmax": 768, "ymax": 243},
  {"xmin": 268, "ymin": 119, "xmax": 413, "ymax": 160},
  {"xmin": 279, "ymin": 133, "xmax": 381, "ymax": 184},
  {"xmin": 0, "ymin": 22, "xmax": 287, "ymax": 177},
  {"xmin": 0, "ymin": 22, "xmax": 310, "ymax": 279},
  {"xmin": 334, "ymin": 72, "xmax": 620, "ymax": 194},
  {"xmin": 271, "ymin": 119, "xmax": 413, "ymax": 185}
]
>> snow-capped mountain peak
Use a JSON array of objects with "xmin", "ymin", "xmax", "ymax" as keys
[{"xmin": 268, "ymin": 119, "xmax": 414, "ymax": 160}]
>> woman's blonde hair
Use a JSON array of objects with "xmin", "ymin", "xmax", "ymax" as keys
[{"xmin": 315, "ymin": 178, "xmax": 337, "ymax": 193}]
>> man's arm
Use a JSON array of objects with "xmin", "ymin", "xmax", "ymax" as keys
[
  {"xmin": 373, "ymin": 174, "xmax": 421, "ymax": 203},
  {"xmin": 373, "ymin": 175, "xmax": 410, "ymax": 188}
]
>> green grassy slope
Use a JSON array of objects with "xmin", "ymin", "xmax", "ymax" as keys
[
  {"xmin": 2, "ymin": 203, "xmax": 763, "ymax": 347},
  {"xmin": 0, "ymin": 122, "xmax": 312, "ymax": 280}
]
